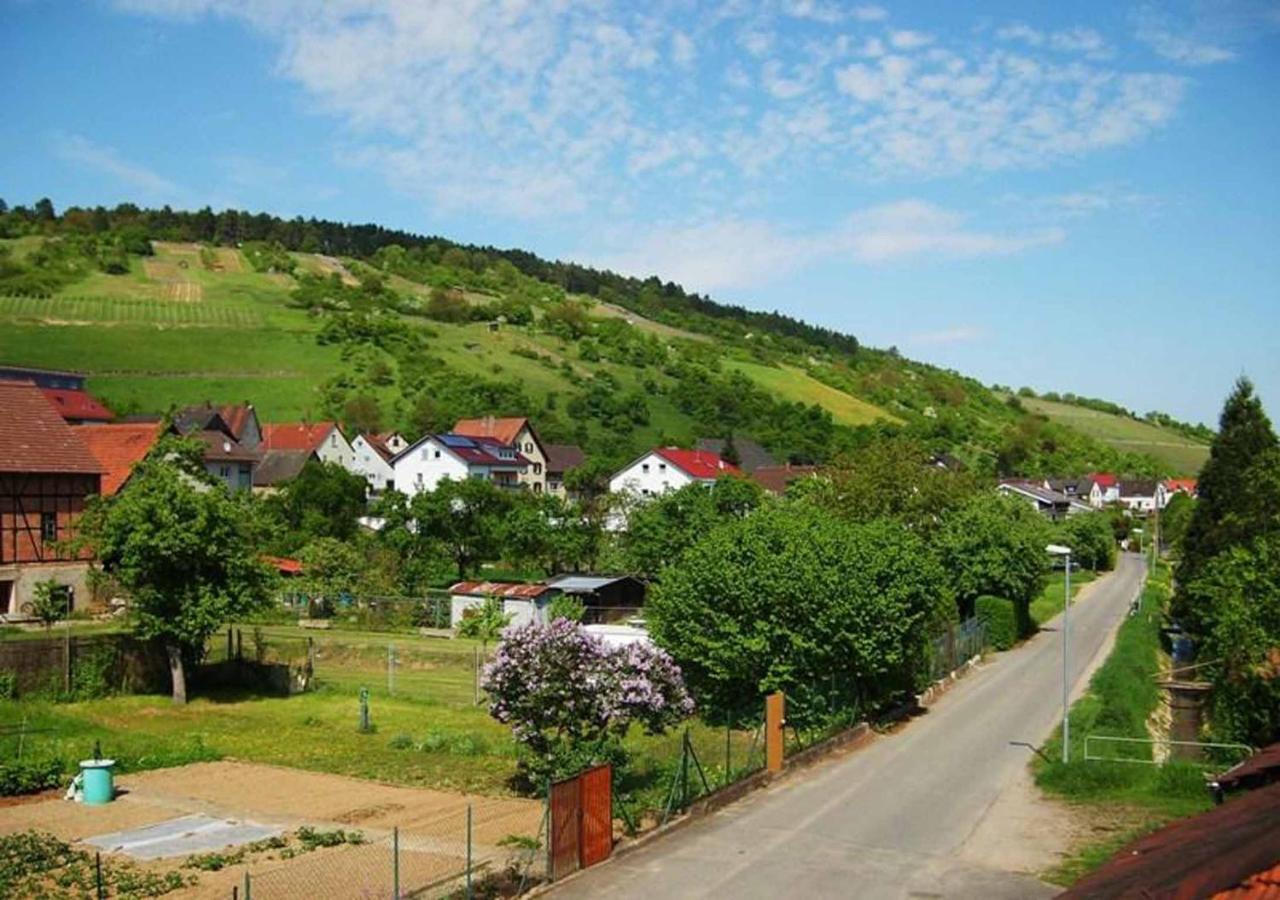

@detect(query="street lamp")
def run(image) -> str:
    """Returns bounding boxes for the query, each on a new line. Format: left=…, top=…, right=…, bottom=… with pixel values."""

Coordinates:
left=1047, top=543, right=1072, bottom=763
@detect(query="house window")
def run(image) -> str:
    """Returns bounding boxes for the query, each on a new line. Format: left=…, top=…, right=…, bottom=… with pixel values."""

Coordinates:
left=659, top=462, right=667, bottom=471
left=534, top=483, right=543, bottom=493
left=534, top=463, right=542, bottom=474
left=41, top=512, right=57, bottom=542
left=220, top=465, right=232, bottom=479
left=330, top=434, right=337, bottom=447
left=642, top=463, right=649, bottom=473
left=434, top=450, right=441, bottom=459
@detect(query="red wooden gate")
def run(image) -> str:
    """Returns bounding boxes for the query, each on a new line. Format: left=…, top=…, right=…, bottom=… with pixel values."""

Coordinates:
left=549, top=776, right=581, bottom=880
left=549, top=764, right=613, bottom=880
left=579, top=764, right=612, bottom=868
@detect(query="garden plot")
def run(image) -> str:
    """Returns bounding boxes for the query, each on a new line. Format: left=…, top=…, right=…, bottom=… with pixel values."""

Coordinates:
left=85, top=814, right=282, bottom=860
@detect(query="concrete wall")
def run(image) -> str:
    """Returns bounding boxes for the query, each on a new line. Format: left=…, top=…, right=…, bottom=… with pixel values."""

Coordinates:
left=0, top=561, right=93, bottom=617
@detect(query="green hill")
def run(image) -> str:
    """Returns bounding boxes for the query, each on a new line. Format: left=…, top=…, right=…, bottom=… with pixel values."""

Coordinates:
left=0, top=201, right=1196, bottom=477
left=1014, top=396, right=1210, bottom=476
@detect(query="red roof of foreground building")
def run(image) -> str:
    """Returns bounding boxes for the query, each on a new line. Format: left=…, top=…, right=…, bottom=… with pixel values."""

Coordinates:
left=262, top=422, right=338, bottom=453
left=1089, top=472, right=1118, bottom=488
left=449, top=581, right=557, bottom=598
left=0, top=381, right=102, bottom=475
left=70, top=422, right=165, bottom=495
left=654, top=447, right=740, bottom=480
left=452, top=416, right=532, bottom=447
left=41, top=387, right=113, bottom=422
left=1060, top=780, right=1280, bottom=900
left=263, top=556, right=304, bottom=576
left=1167, top=478, right=1198, bottom=494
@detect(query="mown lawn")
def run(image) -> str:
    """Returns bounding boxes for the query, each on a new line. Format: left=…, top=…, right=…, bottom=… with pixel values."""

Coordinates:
left=1032, top=563, right=1214, bottom=885
left=0, top=625, right=757, bottom=807
left=1030, top=568, right=1098, bottom=628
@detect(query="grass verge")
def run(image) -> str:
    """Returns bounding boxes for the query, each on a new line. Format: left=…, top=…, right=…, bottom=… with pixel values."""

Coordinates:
left=1030, top=569, right=1097, bottom=629
left=1033, top=562, right=1213, bottom=885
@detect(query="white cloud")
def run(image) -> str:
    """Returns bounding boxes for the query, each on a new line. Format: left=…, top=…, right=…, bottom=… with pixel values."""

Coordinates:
left=593, top=200, right=1063, bottom=292
left=889, top=29, right=933, bottom=50
left=1137, top=27, right=1235, bottom=65
left=113, top=1, right=1193, bottom=217
left=908, top=326, right=985, bottom=345
left=54, top=133, right=183, bottom=199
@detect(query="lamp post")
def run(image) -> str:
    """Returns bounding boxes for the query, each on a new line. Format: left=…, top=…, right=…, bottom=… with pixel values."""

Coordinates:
left=1047, top=543, right=1072, bottom=763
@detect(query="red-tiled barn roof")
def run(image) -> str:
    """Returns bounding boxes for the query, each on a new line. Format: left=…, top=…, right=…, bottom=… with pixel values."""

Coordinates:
left=262, top=422, right=337, bottom=453
left=453, top=416, right=530, bottom=447
left=70, top=422, right=165, bottom=495
left=0, top=381, right=102, bottom=475
left=41, top=388, right=113, bottom=422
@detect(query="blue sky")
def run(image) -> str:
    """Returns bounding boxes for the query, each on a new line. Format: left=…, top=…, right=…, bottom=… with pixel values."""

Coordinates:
left=3, top=0, right=1279, bottom=425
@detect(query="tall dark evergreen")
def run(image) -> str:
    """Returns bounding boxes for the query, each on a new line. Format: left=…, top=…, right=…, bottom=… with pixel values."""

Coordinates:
left=1174, top=377, right=1279, bottom=634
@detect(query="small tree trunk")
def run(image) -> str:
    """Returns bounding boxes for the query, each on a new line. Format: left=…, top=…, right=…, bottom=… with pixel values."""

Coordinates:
left=166, top=642, right=188, bottom=705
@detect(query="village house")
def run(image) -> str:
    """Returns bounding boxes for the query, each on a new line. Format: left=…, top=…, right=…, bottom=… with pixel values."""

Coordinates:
left=70, top=422, right=166, bottom=496
left=609, top=447, right=740, bottom=499
left=452, top=417, right=549, bottom=492
left=997, top=479, right=1090, bottom=520
left=1117, top=479, right=1161, bottom=514
left=261, top=421, right=356, bottom=471
left=751, top=463, right=820, bottom=496
left=375, top=432, right=409, bottom=455
left=544, top=443, right=585, bottom=499
left=390, top=433, right=531, bottom=496
left=0, top=381, right=103, bottom=617
left=1164, top=477, right=1198, bottom=502
left=0, top=364, right=113, bottom=425
left=351, top=433, right=395, bottom=493
left=171, top=407, right=260, bottom=491
left=252, top=449, right=316, bottom=494
left=1046, top=476, right=1103, bottom=508
left=1090, top=472, right=1121, bottom=505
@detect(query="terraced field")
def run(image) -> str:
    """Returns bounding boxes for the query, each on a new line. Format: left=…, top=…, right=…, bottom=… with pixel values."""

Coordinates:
left=1019, top=396, right=1210, bottom=475
left=726, top=359, right=897, bottom=426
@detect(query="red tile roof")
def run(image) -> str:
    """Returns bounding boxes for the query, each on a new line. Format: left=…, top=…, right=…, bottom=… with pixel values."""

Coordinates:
left=70, top=423, right=165, bottom=495
left=41, top=388, right=113, bottom=422
left=217, top=404, right=256, bottom=441
left=654, top=446, right=740, bottom=480
left=0, top=381, right=102, bottom=475
left=263, top=556, right=304, bottom=576
left=453, top=416, right=530, bottom=447
left=1214, top=862, right=1280, bottom=899
left=450, top=581, right=557, bottom=598
left=362, top=433, right=394, bottom=461
left=1061, top=781, right=1280, bottom=900
left=1167, top=478, right=1198, bottom=494
left=1089, top=472, right=1118, bottom=488
left=262, top=422, right=338, bottom=453
left=195, top=430, right=260, bottom=463
left=751, top=464, right=819, bottom=495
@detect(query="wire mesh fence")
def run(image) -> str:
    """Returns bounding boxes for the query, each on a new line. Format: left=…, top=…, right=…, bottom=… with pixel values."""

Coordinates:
left=928, top=616, right=986, bottom=682
left=245, top=799, right=547, bottom=900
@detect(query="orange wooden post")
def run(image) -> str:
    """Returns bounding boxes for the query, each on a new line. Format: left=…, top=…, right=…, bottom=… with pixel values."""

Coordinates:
left=765, top=692, right=785, bottom=773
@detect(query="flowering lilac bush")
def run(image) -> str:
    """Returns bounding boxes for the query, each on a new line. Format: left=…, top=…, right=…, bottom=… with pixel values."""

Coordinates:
left=483, top=619, right=694, bottom=780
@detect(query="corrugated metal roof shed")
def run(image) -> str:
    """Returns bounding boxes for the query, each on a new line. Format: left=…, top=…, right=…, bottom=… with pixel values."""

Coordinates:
left=449, top=581, right=557, bottom=599
left=546, top=574, right=638, bottom=593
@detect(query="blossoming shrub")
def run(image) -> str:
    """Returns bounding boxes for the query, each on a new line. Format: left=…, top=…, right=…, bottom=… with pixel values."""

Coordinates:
left=483, top=619, right=694, bottom=782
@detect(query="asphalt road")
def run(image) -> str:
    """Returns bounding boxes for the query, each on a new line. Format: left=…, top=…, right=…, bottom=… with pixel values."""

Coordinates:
left=552, top=553, right=1148, bottom=900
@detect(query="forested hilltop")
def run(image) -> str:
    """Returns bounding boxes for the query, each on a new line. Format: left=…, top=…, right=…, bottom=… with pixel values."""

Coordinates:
left=0, top=198, right=1207, bottom=476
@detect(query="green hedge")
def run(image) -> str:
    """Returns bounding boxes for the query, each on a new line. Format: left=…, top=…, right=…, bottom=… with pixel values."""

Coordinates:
left=975, top=595, right=1018, bottom=650
left=0, top=758, right=65, bottom=797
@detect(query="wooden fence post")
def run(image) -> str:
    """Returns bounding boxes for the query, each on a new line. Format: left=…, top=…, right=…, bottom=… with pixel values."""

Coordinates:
left=765, top=692, right=785, bottom=773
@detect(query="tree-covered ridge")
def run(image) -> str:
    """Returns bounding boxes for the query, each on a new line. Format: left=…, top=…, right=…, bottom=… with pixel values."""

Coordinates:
left=0, top=196, right=1176, bottom=477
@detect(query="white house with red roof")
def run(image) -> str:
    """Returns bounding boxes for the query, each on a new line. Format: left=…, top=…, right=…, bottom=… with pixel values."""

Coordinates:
left=390, top=433, right=531, bottom=496
left=609, top=447, right=740, bottom=499
left=1089, top=472, right=1120, bottom=505
left=261, top=421, right=356, bottom=472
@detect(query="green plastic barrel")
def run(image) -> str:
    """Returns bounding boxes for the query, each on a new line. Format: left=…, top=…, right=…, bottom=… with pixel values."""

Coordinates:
left=80, top=759, right=115, bottom=805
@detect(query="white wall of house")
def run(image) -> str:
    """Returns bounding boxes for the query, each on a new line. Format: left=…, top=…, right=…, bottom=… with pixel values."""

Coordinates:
left=392, top=437, right=472, bottom=496
left=448, top=594, right=551, bottom=628
left=609, top=451, right=697, bottom=499
left=1121, top=494, right=1158, bottom=513
left=314, top=426, right=357, bottom=471
left=510, top=425, right=547, bottom=493
left=1087, top=483, right=1104, bottom=508
left=352, top=435, right=395, bottom=492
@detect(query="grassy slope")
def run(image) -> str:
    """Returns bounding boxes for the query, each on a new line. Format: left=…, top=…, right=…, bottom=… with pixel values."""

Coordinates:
left=1018, top=396, right=1209, bottom=476
left=1033, top=563, right=1213, bottom=885
left=725, top=359, right=896, bottom=426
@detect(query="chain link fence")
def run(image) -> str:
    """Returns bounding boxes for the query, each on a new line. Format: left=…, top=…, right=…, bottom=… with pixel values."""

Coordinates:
left=245, top=799, right=547, bottom=899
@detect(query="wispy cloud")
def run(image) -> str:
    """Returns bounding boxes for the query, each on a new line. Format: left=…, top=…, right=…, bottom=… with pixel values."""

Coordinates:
left=908, top=326, right=985, bottom=346
left=114, top=1, right=1192, bottom=218
left=1129, top=3, right=1280, bottom=66
left=592, top=200, right=1064, bottom=292
left=53, top=133, right=183, bottom=200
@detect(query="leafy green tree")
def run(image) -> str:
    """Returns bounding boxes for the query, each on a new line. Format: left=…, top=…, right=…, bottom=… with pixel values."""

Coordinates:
left=395, top=478, right=511, bottom=578
left=29, top=579, right=67, bottom=632
left=1057, top=512, right=1116, bottom=572
left=622, top=476, right=765, bottom=580
left=547, top=593, right=586, bottom=622
left=265, top=461, right=367, bottom=551
left=1180, top=378, right=1279, bottom=584
left=296, top=538, right=366, bottom=614
left=648, top=505, right=954, bottom=721
left=800, top=439, right=975, bottom=537
left=1179, top=533, right=1280, bottom=745
left=1160, top=492, right=1196, bottom=556
left=76, top=455, right=271, bottom=703
left=502, top=493, right=599, bottom=576
left=935, top=492, right=1051, bottom=634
